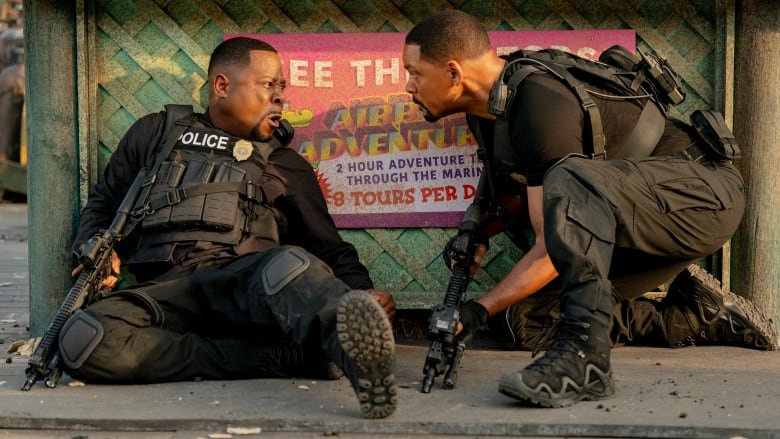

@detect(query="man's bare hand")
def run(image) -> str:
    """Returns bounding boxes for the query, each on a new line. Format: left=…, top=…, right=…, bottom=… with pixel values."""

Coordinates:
left=469, top=244, right=487, bottom=277
left=70, top=250, right=121, bottom=290
left=368, top=289, right=396, bottom=322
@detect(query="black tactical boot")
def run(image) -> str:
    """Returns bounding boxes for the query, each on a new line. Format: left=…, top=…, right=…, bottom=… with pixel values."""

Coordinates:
left=498, top=276, right=616, bottom=408
left=336, top=290, right=398, bottom=419
left=498, top=312, right=615, bottom=408
left=662, top=264, right=777, bottom=351
left=256, top=344, right=343, bottom=380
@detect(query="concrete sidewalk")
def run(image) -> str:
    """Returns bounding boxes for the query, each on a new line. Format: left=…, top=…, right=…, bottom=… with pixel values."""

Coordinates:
left=1, top=203, right=779, bottom=439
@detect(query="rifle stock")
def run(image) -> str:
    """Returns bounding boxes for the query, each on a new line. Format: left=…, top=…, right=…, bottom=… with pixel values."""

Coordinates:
left=21, top=169, right=148, bottom=391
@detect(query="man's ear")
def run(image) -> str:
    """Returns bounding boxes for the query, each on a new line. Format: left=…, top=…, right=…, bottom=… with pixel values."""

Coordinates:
left=213, top=73, right=229, bottom=98
left=446, top=60, right=463, bottom=86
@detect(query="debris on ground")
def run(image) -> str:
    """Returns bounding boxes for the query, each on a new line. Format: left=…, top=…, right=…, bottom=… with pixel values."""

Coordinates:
left=5, top=336, right=37, bottom=355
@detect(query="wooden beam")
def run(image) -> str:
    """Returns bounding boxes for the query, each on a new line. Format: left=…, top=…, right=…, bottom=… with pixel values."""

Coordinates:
left=733, top=0, right=780, bottom=341
left=23, top=0, right=80, bottom=335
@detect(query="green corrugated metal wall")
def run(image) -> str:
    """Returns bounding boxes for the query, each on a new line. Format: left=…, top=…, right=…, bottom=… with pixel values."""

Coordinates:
left=85, top=0, right=728, bottom=307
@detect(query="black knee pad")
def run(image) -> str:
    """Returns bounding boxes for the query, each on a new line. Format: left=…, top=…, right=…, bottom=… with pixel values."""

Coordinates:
left=59, top=310, right=104, bottom=370
left=262, top=247, right=311, bottom=296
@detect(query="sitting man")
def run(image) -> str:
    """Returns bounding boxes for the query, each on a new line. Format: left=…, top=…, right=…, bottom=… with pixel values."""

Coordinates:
left=58, top=37, right=397, bottom=419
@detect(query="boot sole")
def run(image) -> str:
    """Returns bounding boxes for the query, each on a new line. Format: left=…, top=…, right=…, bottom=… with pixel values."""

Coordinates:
left=682, top=265, right=777, bottom=351
left=498, top=364, right=615, bottom=408
left=337, top=291, right=398, bottom=419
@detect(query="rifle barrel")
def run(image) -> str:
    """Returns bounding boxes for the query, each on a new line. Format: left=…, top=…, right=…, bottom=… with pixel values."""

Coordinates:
left=19, top=169, right=148, bottom=391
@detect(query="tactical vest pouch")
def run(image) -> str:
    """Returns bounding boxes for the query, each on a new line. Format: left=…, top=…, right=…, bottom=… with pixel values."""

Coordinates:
left=599, top=45, right=686, bottom=108
left=199, top=162, right=245, bottom=230
left=640, top=52, right=686, bottom=106
left=690, top=110, right=740, bottom=161
left=167, top=159, right=218, bottom=227
left=142, top=160, right=185, bottom=229
left=142, top=159, right=246, bottom=233
left=137, top=113, right=286, bottom=249
left=167, top=161, right=245, bottom=231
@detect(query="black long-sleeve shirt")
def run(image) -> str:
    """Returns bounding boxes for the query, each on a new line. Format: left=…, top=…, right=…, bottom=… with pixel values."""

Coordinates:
left=72, top=109, right=374, bottom=290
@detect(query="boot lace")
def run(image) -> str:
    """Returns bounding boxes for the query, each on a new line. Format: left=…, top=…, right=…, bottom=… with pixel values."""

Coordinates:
left=531, top=317, right=590, bottom=356
left=529, top=317, right=591, bottom=374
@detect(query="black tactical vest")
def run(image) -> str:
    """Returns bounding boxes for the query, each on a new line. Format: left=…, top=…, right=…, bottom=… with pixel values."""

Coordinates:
left=138, top=116, right=284, bottom=248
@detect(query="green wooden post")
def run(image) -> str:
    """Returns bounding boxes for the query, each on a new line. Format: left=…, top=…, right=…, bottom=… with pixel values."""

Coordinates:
left=24, top=1, right=80, bottom=336
left=733, top=0, right=780, bottom=341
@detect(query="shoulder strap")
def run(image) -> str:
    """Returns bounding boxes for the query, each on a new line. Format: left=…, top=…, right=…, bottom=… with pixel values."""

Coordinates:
left=612, top=102, right=665, bottom=159
left=465, top=115, right=496, bottom=203
left=503, top=56, right=606, bottom=159
left=131, top=104, right=195, bottom=219
left=153, top=104, right=195, bottom=170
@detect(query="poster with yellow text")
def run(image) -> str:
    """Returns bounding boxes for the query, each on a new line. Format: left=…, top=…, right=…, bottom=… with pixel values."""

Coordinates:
left=229, top=31, right=635, bottom=228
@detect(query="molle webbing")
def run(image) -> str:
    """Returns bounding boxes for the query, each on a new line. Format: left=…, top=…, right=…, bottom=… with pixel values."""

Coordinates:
left=143, top=181, right=270, bottom=215
left=138, top=112, right=283, bottom=246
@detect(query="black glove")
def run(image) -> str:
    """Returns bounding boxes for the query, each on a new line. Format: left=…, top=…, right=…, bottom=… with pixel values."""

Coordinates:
left=456, top=300, right=489, bottom=343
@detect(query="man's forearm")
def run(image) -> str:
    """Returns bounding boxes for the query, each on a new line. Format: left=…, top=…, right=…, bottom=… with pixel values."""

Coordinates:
left=476, top=241, right=558, bottom=315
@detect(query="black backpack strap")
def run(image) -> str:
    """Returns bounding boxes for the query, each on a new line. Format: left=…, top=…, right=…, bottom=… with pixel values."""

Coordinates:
left=492, top=63, right=545, bottom=174
left=465, top=115, right=497, bottom=202
left=612, top=102, right=665, bottom=159
left=524, top=59, right=606, bottom=160
left=490, top=48, right=677, bottom=164
left=498, top=56, right=606, bottom=160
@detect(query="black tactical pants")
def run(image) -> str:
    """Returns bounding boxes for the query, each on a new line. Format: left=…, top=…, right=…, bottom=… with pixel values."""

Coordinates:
left=492, top=155, right=745, bottom=350
left=490, top=286, right=676, bottom=350
left=62, top=245, right=351, bottom=383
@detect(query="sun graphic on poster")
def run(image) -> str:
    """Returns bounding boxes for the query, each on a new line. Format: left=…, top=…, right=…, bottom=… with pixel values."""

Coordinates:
left=311, top=162, right=332, bottom=202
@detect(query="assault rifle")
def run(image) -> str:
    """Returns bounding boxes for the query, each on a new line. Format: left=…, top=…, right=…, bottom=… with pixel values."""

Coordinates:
left=420, top=198, right=485, bottom=393
left=21, top=170, right=148, bottom=390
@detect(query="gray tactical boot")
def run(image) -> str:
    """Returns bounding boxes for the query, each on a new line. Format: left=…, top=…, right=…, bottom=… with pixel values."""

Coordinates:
left=336, top=290, right=398, bottom=419
left=662, top=264, right=777, bottom=351
left=498, top=285, right=616, bottom=409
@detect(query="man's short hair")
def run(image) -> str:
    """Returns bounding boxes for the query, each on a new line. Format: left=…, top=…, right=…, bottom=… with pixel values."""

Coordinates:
left=405, top=10, right=492, bottom=62
left=208, top=37, right=277, bottom=76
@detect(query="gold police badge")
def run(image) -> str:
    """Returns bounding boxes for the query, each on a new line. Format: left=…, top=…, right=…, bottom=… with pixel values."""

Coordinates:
left=233, top=140, right=253, bottom=161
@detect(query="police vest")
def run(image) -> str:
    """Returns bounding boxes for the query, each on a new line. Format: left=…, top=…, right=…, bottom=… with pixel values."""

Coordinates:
left=138, top=115, right=287, bottom=247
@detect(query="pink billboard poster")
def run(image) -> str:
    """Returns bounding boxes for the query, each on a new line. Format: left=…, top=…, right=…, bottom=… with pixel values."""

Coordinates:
left=227, top=30, right=635, bottom=228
